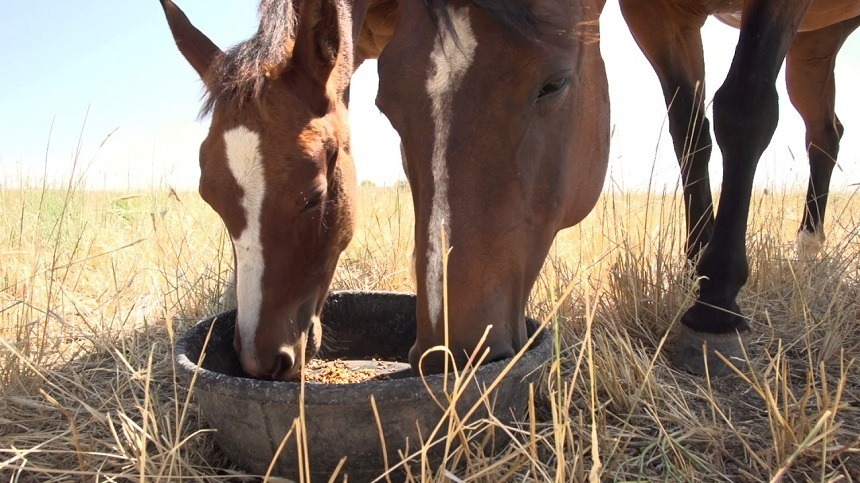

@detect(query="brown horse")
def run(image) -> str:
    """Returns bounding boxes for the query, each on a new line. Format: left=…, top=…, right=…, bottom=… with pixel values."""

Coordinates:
left=376, top=0, right=610, bottom=373
left=163, top=0, right=609, bottom=380
left=619, top=0, right=860, bottom=375
left=160, top=0, right=359, bottom=380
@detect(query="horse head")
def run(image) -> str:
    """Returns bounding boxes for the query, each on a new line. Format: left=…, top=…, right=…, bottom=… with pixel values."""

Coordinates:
left=376, top=0, right=610, bottom=373
left=161, top=0, right=356, bottom=380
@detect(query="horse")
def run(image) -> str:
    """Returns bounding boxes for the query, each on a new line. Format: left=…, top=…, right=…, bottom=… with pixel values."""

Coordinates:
left=160, top=0, right=609, bottom=381
left=159, top=0, right=361, bottom=380
left=618, top=0, right=860, bottom=375
left=375, top=0, right=610, bottom=373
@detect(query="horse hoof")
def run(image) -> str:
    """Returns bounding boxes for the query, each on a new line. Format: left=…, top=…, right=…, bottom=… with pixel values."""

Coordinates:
left=672, top=325, right=748, bottom=377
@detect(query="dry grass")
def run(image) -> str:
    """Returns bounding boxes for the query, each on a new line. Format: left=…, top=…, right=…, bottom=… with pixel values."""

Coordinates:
left=2, top=173, right=859, bottom=481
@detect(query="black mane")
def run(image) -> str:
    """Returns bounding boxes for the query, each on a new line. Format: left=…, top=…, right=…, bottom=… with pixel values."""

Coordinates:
left=202, top=0, right=297, bottom=116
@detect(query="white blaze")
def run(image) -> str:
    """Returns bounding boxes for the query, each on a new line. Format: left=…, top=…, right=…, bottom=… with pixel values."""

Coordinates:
left=224, top=126, right=267, bottom=362
left=425, top=8, right=477, bottom=329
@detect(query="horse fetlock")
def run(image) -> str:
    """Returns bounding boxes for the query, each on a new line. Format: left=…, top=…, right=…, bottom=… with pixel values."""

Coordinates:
left=696, top=248, right=749, bottom=297
left=672, top=324, right=749, bottom=377
left=795, top=229, right=825, bottom=260
left=681, top=297, right=748, bottom=335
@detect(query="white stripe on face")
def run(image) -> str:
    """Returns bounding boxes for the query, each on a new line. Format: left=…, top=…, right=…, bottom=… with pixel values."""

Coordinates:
left=223, top=126, right=267, bottom=365
left=425, top=7, right=477, bottom=329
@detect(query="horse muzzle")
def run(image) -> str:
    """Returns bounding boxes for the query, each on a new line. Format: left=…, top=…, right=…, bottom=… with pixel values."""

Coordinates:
left=234, top=314, right=322, bottom=381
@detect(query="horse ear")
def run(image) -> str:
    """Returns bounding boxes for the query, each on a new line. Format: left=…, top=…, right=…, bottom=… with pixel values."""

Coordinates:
left=292, top=0, right=342, bottom=85
left=160, top=0, right=223, bottom=85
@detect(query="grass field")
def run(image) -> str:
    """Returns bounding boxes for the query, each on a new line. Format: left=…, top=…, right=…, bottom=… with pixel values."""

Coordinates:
left=1, top=179, right=859, bottom=481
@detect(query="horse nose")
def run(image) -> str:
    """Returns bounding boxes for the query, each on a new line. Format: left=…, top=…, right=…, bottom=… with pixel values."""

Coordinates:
left=239, top=352, right=265, bottom=379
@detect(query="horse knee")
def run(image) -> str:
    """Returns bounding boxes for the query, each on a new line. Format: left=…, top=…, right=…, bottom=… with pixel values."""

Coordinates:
left=713, top=80, right=780, bottom=159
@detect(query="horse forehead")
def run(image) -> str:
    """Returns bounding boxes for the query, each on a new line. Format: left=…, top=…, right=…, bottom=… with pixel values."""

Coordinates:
left=298, top=118, right=335, bottom=159
left=223, top=126, right=265, bottom=191
left=428, top=7, right=477, bottom=79
left=220, top=120, right=326, bottom=176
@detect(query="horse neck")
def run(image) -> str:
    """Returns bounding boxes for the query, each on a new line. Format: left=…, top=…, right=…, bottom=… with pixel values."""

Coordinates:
left=351, top=0, right=398, bottom=65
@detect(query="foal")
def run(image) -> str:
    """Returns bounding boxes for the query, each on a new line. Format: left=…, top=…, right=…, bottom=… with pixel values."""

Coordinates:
left=160, top=0, right=356, bottom=380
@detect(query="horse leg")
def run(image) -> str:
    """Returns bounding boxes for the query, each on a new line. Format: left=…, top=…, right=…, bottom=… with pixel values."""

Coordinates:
left=786, top=16, right=860, bottom=258
left=674, top=0, right=813, bottom=376
left=619, top=0, right=713, bottom=261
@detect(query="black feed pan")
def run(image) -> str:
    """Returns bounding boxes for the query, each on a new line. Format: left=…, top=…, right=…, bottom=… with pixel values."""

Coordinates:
left=174, top=291, right=552, bottom=481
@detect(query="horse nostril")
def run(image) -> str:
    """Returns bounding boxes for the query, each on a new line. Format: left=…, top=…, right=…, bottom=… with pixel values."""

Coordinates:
left=270, top=347, right=296, bottom=380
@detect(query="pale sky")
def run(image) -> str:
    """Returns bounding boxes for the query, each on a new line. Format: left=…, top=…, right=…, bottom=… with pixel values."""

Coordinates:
left=1, top=1, right=859, bottom=193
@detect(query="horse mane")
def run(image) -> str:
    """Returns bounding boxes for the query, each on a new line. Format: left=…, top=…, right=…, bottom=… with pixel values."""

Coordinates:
left=202, top=0, right=298, bottom=116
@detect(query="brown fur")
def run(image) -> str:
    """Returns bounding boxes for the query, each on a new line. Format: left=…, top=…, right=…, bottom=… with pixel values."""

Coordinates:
left=376, top=0, right=610, bottom=373
left=161, top=0, right=358, bottom=380
left=619, top=0, right=858, bottom=374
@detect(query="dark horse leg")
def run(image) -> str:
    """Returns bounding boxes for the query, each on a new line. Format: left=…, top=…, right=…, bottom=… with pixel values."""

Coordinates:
left=674, top=0, right=814, bottom=376
left=619, top=0, right=714, bottom=261
left=787, top=16, right=860, bottom=258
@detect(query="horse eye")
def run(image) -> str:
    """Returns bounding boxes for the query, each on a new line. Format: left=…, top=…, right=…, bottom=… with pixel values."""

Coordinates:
left=537, top=77, right=569, bottom=100
left=302, top=191, right=323, bottom=213
left=302, top=194, right=323, bottom=213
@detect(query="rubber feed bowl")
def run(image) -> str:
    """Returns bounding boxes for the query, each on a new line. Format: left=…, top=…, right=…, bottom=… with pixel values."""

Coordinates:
left=174, top=291, right=552, bottom=480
